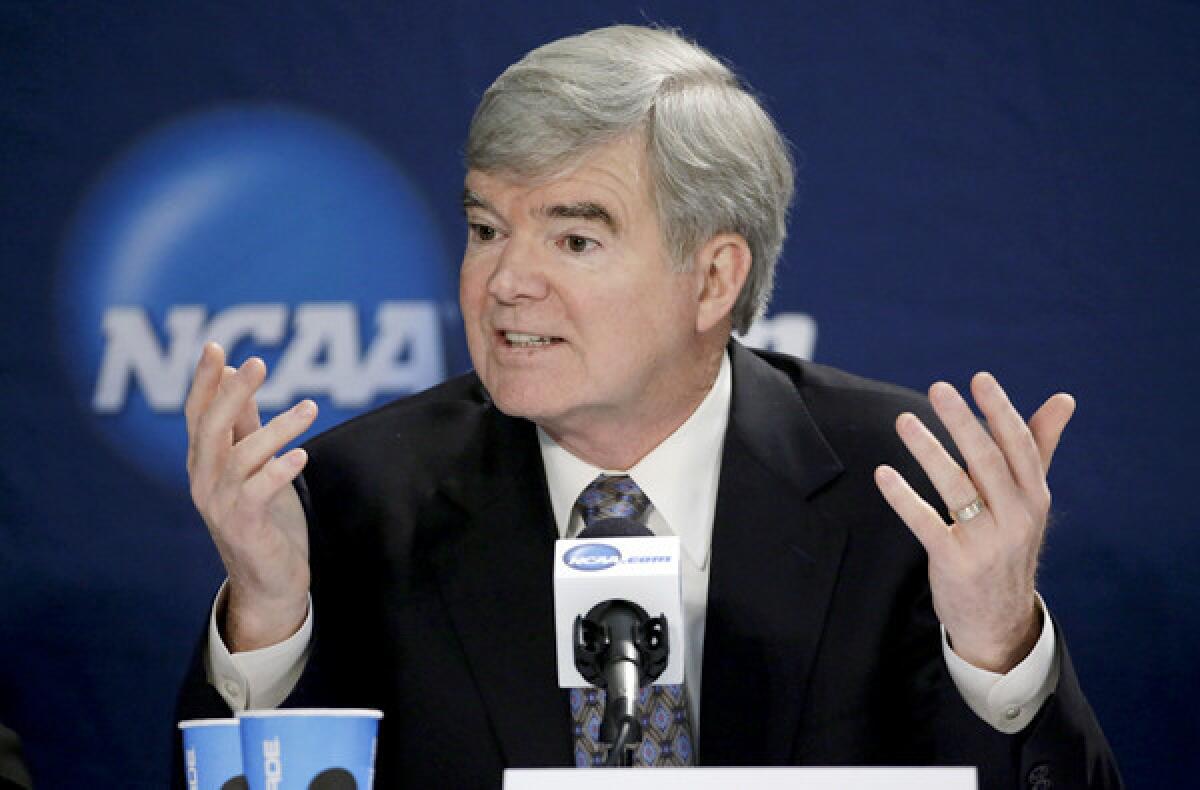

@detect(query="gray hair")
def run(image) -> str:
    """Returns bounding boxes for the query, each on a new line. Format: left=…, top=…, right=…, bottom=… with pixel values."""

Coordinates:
left=465, top=25, right=795, bottom=333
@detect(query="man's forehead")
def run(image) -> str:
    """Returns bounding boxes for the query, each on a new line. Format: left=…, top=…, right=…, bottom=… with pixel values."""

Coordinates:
left=463, top=159, right=639, bottom=197
left=463, top=135, right=651, bottom=214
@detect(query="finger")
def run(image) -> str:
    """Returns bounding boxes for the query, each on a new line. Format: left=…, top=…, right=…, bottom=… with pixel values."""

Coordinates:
left=207, top=357, right=266, bottom=434
left=191, top=365, right=243, bottom=500
left=237, top=448, right=309, bottom=518
left=894, top=412, right=983, bottom=521
left=1028, top=392, right=1076, bottom=472
left=217, top=365, right=249, bottom=438
left=970, top=372, right=1045, bottom=494
left=190, top=358, right=268, bottom=494
left=874, top=465, right=952, bottom=553
left=928, top=381, right=1020, bottom=516
left=232, top=384, right=264, bottom=444
left=226, top=400, right=318, bottom=484
left=184, top=343, right=226, bottom=461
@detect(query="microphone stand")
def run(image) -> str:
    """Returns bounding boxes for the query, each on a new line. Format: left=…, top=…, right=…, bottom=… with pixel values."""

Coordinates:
left=573, top=600, right=669, bottom=767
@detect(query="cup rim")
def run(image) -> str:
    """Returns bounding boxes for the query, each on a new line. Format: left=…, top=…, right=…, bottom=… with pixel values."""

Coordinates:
left=178, top=718, right=239, bottom=730
left=236, top=708, right=383, bottom=720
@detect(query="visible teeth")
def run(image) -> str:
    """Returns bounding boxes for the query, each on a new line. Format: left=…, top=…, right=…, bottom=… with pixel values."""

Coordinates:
left=505, top=331, right=557, bottom=346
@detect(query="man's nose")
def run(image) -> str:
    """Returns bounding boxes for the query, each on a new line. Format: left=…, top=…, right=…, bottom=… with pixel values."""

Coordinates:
left=488, top=233, right=549, bottom=303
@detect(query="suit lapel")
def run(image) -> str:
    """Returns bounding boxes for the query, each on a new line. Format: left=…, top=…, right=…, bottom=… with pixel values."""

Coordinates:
left=700, top=342, right=847, bottom=765
left=425, top=406, right=573, bottom=768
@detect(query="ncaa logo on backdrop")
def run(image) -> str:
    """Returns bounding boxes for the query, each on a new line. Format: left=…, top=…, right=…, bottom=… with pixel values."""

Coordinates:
left=55, top=105, right=456, bottom=491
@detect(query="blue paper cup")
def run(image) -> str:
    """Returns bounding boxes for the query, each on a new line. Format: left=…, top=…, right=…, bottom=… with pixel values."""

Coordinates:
left=238, top=708, right=383, bottom=790
left=178, top=718, right=246, bottom=790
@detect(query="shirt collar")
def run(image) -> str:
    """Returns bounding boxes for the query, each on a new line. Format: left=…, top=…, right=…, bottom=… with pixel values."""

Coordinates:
left=538, top=350, right=732, bottom=569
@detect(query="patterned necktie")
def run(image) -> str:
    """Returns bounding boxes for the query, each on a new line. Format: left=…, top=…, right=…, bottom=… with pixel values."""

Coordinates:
left=570, top=474, right=696, bottom=767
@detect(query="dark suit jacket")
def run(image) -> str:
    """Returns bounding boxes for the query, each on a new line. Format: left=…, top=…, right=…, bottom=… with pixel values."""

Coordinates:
left=177, top=342, right=1121, bottom=789
left=0, top=723, right=32, bottom=790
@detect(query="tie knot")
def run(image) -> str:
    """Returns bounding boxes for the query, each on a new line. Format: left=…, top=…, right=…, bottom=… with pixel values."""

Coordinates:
left=577, top=474, right=651, bottom=529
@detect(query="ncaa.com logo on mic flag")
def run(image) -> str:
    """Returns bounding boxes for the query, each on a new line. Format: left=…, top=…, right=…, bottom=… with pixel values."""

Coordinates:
left=563, top=544, right=623, bottom=571
left=53, top=105, right=457, bottom=491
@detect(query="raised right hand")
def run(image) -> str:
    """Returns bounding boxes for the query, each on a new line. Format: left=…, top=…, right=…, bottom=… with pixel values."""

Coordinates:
left=186, top=342, right=318, bottom=652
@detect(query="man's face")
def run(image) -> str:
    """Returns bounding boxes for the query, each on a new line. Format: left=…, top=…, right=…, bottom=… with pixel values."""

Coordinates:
left=459, top=135, right=711, bottom=452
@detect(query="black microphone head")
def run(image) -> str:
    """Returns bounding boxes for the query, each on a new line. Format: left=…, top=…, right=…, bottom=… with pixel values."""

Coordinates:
left=578, top=517, right=653, bottom=539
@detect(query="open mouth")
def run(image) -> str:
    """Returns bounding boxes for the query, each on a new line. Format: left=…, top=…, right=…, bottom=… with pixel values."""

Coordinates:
left=501, top=330, right=565, bottom=348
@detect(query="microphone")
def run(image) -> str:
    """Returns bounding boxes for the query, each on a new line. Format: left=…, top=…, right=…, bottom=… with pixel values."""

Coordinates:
left=553, top=519, right=685, bottom=766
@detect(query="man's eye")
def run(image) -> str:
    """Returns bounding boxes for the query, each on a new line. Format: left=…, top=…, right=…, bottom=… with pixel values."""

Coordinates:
left=563, top=235, right=596, bottom=253
left=469, top=223, right=497, bottom=242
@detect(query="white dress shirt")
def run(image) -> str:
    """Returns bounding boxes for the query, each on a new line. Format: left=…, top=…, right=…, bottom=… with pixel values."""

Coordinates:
left=207, top=350, right=1058, bottom=736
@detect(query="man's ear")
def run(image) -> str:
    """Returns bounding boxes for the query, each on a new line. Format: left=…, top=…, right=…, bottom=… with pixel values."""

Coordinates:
left=693, top=233, right=752, bottom=333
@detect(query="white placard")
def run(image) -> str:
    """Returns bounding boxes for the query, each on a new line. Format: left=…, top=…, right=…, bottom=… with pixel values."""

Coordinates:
left=504, top=766, right=977, bottom=789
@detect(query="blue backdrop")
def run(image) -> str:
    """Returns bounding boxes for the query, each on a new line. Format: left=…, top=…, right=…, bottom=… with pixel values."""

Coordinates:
left=2, top=2, right=1197, bottom=786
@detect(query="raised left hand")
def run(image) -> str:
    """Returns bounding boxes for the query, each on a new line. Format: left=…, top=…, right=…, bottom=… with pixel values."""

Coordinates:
left=874, top=372, right=1075, bottom=673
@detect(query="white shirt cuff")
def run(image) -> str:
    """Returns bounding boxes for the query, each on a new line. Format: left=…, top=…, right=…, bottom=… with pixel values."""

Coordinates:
left=203, top=580, right=314, bottom=712
left=941, top=592, right=1061, bottom=734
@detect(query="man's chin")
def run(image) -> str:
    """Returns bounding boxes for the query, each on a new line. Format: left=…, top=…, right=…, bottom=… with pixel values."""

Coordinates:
left=483, top=386, right=557, bottom=423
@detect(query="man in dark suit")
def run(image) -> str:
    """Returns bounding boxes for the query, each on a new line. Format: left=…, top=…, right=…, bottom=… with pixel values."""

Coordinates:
left=177, top=25, right=1120, bottom=788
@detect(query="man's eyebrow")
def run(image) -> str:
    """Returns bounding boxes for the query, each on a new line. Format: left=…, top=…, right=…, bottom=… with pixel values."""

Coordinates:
left=462, top=190, right=619, bottom=234
left=461, top=188, right=492, bottom=215
left=544, top=202, right=618, bottom=233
